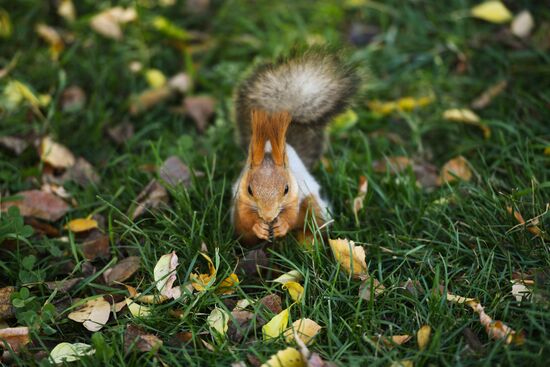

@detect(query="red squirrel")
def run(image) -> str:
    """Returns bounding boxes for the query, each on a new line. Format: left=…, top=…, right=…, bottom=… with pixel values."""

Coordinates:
left=231, top=51, right=359, bottom=245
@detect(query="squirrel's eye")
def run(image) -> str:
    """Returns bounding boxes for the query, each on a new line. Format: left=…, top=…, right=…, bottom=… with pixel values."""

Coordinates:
left=247, top=185, right=254, bottom=196
left=284, top=184, right=289, bottom=195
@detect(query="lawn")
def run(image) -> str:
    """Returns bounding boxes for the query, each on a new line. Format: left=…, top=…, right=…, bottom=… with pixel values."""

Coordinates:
left=0, top=0, right=549, bottom=366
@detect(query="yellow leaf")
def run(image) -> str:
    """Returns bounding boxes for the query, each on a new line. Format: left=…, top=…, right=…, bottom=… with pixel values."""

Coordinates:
left=2, top=80, right=41, bottom=111
left=145, top=69, right=167, bottom=89
left=446, top=293, right=477, bottom=304
left=282, top=281, right=304, bottom=302
left=283, top=318, right=321, bottom=345
left=125, top=298, right=151, bottom=317
left=39, top=136, right=76, bottom=169
left=471, top=1, right=512, bottom=24
left=64, top=217, right=98, bottom=233
left=67, top=298, right=110, bottom=332
left=190, top=252, right=216, bottom=291
left=443, top=108, right=490, bottom=139
left=544, top=146, right=550, bottom=156
left=437, top=156, right=472, bottom=185
left=417, top=325, right=431, bottom=351
left=262, top=307, right=290, bottom=339
left=49, top=342, right=95, bottom=364
left=207, top=307, right=230, bottom=337
left=58, top=0, right=76, bottom=22
left=35, top=23, right=64, bottom=60
left=0, top=9, right=12, bottom=38
left=272, top=270, right=303, bottom=285
left=216, top=273, right=239, bottom=295
left=329, top=109, right=358, bottom=133
left=390, top=360, right=414, bottom=367
left=329, top=238, right=368, bottom=278
left=261, top=347, right=305, bottom=367
left=368, top=96, right=433, bottom=116
left=153, top=251, right=181, bottom=299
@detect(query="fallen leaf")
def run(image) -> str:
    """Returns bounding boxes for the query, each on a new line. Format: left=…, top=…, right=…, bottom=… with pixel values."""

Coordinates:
left=45, top=278, right=82, bottom=292
left=1, top=80, right=41, bottom=111
left=227, top=310, right=255, bottom=343
left=259, top=294, right=282, bottom=315
left=511, top=280, right=531, bottom=302
left=103, top=256, right=140, bottom=285
left=190, top=252, right=216, bottom=291
left=261, top=347, right=304, bottom=367
left=506, top=206, right=543, bottom=237
left=60, top=157, right=101, bottom=187
left=443, top=108, right=490, bottom=139
left=64, top=217, right=98, bottom=233
left=61, top=86, right=86, bottom=112
left=124, top=324, right=163, bottom=353
left=130, top=179, right=169, bottom=220
left=368, top=96, right=433, bottom=116
left=359, top=277, right=385, bottom=301
left=390, top=360, right=414, bottom=367
left=0, top=136, right=28, bottom=155
left=129, top=86, right=172, bottom=115
left=272, top=270, right=303, bottom=285
left=329, top=238, right=368, bottom=279
left=183, top=96, right=215, bottom=132
left=417, top=325, right=431, bottom=351
left=153, top=251, right=181, bottom=299
left=0, top=287, right=15, bottom=320
left=39, top=136, right=75, bottom=169
left=57, top=0, right=76, bottom=22
left=352, top=176, right=368, bottom=220
left=282, top=282, right=304, bottom=302
left=80, top=231, right=110, bottom=261
left=49, top=342, right=95, bottom=364
left=35, top=23, right=64, bottom=60
left=0, top=326, right=30, bottom=352
left=207, top=307, right=230, bottom=337
left=90, top=6, right=137, bottom=40
left=0, top=9, right=12, bottom=38
left=145, top=69, right=166, bottom=89
left=329, top=109, right=358, bottom=133
left=151, top=15, right=191, bottom=41
left=437, top=156, right=472, bottom=185
left=125, top=298, right=151, bottom=317
left=373, top=156, right=412, bottom=174
left=283, top=319, right=321, bottom=345
left=471, top=80, right=507, bottom=109
left=262, top=307, right=290, bottom=340
left=168, top=73, right=191, bottom=93
left=68, top=297, right=110, bottom=332
left=217, top=273, right=239, bottom=295
left=236, top=249, right=268, bottom=277
left=159, top=156, right=191, bottom=187
left=373, top=334, right=412, bottom=349
left=107, top=121, right=134, bottom=144
left=1, top=190, right=69, bottom=222
left=446, top=293, right=477, bottom=304
left=471, top=1, right=512, bottom=24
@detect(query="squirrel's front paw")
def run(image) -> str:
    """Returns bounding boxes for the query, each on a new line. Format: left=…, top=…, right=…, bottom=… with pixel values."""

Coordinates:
left=252, top=221, right=270, bottom=240
left=273, top=217, right=290, bottom=238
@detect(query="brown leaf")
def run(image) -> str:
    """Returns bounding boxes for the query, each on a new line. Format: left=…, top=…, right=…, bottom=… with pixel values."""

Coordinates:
left=24, top=217, right=60, bottom=237
left=371, top=334, right=412, bottom=350
left=471, top=80, right=507, bottom=110
left=437, top=156, right=472, bottom=185
left=103, top=256, right=140, bottom=285
left=124, top=324, right=163, bottom=353
left=373, top=156, right=412, bottom=174
left=183, top=96, right=215, bottom=132
left=259, top=294, right=282, bottom=315
left=64, top=157, right=100, bottom=187
left=45, top=278, right=83, bottom=292
left=61, top=86, right=86, bottom=112
left=107, top=121, right=134, bottom=144
left=359, top=277, right=385, bottom=301
left=462, top=327, right=485, bottom=354
left=80, top=230, right=110, bottom=261
left=236, top=249, right=269, bottom=278
left=506, top=206, right=543, bottom=237
left=227, top=310, right=255, bottom=343
left=39, top=136, right=75, bottom=169
left=159, top=156, right=191, bottom=187
left=1, top=190, right=69, bottom=221
left=0, top=326, right=30, bottom=352
left=352, top=176, right=368, bottom=219
left=130, top=179, right=169, bottom=220
left=0, top=136, right=28, bottom=155
left=412, top=160, right=439, bottom=189
left=130, top=86, right=172, bottom=115
left=0, top=287, right=15, bottom=320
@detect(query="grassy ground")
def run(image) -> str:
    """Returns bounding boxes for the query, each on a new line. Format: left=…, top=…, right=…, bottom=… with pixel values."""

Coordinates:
left=1, top=0, right=549, bottom=366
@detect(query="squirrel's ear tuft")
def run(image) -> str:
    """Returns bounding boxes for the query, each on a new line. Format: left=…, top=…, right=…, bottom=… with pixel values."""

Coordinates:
left=250, top=109, right=269, bottom=166
left=268, top=111, right=291, bottom=166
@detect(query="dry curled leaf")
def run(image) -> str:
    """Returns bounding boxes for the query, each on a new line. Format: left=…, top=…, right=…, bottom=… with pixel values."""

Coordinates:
left=190, top=252, right=216, bottom=292
left=282, top=282, right=304, bottom=302
left=329, top=238, right=368, bottom=279
left=437, top=156, right=472, bottom=185
left=107, top=121, right=134, bottom=144
left=45, top=278, right=82, bottom=292
left=352, top=175, right=368, bottom=219
left=80, top=231, right=110, bottom=261
left=359, top=277, right=385, bottom=301
left=39, top=136, right=75, bottom=169
left=506, top=206, right=543, bottom=237
left=35, top=23, right=64, bottom=60
left=207, top=307, right=230, bottom=337
left=0, top=136, right=28, bottom=155
left=417, top=325, right=431, bottom=351
left=0, top=287, right=15, bottom=320
left=49, top=342, right=95, bottom=364
left=373, top=334, right=412, bottom=349
left=272, top=270, right=303, bottom=285
left=168, top=73, right=191, bottom=93
left=259, top=294, right=282, bottom=315
left=130, top=179, right=169, bottom=220
left=125, top=298, right=151, bottom=317
left=61, top=86, right=86, bottom=112
left=0, top=326, right=29, bottom=352
left=153, top=251, right=181, bottom=299
left=183, top=96, right=215, bottom=132
left=67, top=297, right=110, bottom=332
left=90, top=6, right=137, bottom=40
left=124, top=324, right=163, bottom=353
left=159, top=156, right=191, bottom=187
left=103, top=256, right=140, bottom=285
left=373, top=156, right=412, bottom=174
left=1, top=190, right=69, bottom=222
left=261, top=347, right=304, bottom=367
left=511, top=10, right=534, bottom=38
left=129, top=86, right=172, bottom=115
left=511, top=280, right=531, bottom=302
left=471, top=80, right=507, bottom=109
left=64, top=217, right=98, bottom=233
left=217, top=273, right=239, bottom=295
left=283, top=319, right=321, bottom=345
left=443, top=108, right=490, bottom=139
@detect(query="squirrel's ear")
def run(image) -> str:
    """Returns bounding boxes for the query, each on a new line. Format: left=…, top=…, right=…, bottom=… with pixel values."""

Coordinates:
left=250, top=109, right=269, bottom=166
left=268, top=111, right=291, bottom=166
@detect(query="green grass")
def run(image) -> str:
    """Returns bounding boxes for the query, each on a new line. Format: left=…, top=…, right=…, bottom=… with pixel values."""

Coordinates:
left=1, top=0, right=549, bottom=366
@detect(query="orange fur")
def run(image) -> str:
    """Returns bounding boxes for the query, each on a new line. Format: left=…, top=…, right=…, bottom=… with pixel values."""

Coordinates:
left=250, top=109, right=291, bottom=167
left=250, top=109, right=269, bottom=166
left=267, top=111, right=291, bottom=166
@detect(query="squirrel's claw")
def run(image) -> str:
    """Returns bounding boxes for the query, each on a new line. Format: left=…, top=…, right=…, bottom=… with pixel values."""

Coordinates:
left=252, top=222, right=270, bottom=240
left=272, top=217, right=290, bottom=238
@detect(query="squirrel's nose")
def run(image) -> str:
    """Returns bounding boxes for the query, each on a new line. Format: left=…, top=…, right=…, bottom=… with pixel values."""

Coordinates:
left=259, top=209, right=279, bottom=223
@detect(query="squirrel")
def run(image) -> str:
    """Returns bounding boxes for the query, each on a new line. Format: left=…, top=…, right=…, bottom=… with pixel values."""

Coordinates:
left=231, top=51, right=359, bottom=245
